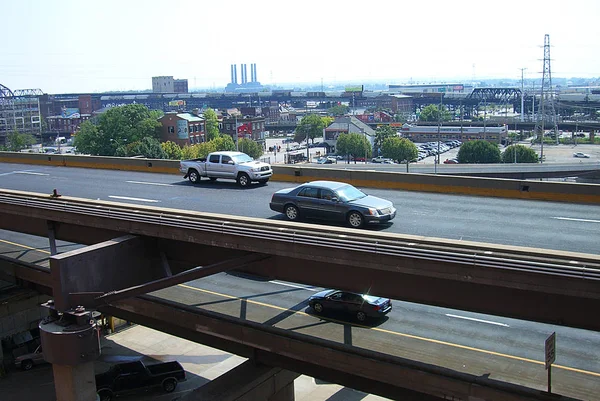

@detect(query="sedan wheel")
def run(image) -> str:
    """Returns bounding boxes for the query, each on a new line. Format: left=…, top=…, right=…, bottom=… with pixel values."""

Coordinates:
left=284, top=205, right=299, bottom=221
left=356, top=311, right=367, bottom=322
left=22, top=359, right=34, bottom=371
left=347, top=212, right=364, bottom=228
left=313, top=302, right=323, bottom=313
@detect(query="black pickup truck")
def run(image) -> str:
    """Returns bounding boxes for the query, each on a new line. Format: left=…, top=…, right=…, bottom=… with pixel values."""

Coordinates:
left=96, top=360, right=186, bottom=401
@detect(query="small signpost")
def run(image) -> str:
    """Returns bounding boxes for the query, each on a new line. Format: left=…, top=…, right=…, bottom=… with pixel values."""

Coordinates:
left=545, top=332, right=556, bottom=393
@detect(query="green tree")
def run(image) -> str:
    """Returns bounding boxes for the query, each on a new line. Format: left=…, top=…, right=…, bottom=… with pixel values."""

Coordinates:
left=203, top=108, right=220, bottom=141
left=374, top=125, right=397, bottom=153
left=212, top=135, right=236, bottom=151
left=419, top=104, right=451, bottom=122
left=327, top=104, right=349, bottom=116
left=457, top=140, right=501, bottom=164
left=502, top=144, right=539, bottom=163
left=238, top=138, right=264, bottom=159
left=381, top=137, right=418, bottom=171
left=295, top=114, right=325, bottom=144
left=161, top=141, right=183, bottom=160
left=6, top=130, right=36, bottom=151
left=73, top=104, right=161, bottom=156
left=116, top=137, right=166, bottom=159
left=335, top=133, right=370, bottom=163
left=73, top=121, right=101, bottom=155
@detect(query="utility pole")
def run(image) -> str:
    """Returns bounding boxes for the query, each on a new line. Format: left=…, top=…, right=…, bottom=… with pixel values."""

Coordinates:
left=519, top=68, right=527, bottom=122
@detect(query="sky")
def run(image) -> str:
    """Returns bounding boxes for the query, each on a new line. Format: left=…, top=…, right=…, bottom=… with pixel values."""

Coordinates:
left=1, top=0, right=599, bottom=94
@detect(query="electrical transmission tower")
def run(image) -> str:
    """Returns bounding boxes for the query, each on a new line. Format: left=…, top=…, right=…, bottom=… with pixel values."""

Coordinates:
left=535, top=34, right=559, bottom=162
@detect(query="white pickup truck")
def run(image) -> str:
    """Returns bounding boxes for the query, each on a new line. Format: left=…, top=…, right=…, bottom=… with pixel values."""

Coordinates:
left=180, top=151, right=273, bottom=187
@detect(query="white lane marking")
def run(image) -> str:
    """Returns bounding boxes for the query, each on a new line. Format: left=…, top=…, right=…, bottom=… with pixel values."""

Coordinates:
left=108, top=195, right=160, bottom=203
left=552, top=217, right=600, bottom=224
left=445, top=313, right=510, bottom=327
left=269, top=280, right=318, bottom=291
left=14, top=171, right=49, bottom=176
left=126, top=180, right=175, bottom=187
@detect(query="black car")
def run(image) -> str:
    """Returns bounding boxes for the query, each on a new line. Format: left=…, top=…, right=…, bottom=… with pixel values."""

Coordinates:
left=96, top=360, right=186, bottom=401
left=308, top=290, right=392, bottom=322
left=269, top=180, right=396, bottom=228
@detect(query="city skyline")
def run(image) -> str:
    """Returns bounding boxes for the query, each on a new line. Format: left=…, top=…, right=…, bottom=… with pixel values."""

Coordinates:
left=2, top=0, right=599, bottom=94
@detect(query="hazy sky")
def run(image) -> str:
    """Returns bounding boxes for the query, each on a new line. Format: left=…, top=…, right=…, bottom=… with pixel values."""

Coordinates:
left=2, top=0, right=598, bottom=93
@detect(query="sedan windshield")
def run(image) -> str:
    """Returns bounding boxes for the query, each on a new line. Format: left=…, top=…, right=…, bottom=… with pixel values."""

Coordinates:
left=231, top=153, right=254, bottom=163
left=336, top=185, right=367, bottom=202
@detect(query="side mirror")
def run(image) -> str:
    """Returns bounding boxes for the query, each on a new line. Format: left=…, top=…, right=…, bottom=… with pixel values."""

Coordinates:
left=331, top=197, right=339, bottom=202
left=227, top=160, right=235, bottom=165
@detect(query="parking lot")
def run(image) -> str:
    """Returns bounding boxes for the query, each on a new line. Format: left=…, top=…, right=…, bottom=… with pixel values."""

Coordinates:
left=0, top=324, right=388, bottom=401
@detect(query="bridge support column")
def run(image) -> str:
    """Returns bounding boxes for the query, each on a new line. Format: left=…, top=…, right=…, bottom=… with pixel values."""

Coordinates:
left=183, top=359, right=299, bottom=401
left=39, top=302, right=101, bottom=401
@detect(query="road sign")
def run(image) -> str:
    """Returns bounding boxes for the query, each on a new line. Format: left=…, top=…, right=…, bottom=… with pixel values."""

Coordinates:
left=545, top=332, right=556, bottom=369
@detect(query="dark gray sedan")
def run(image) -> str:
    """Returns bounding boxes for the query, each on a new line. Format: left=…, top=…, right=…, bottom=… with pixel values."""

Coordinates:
left=269, top=180, right=396, bottom=228
left=308, top=290, right=392, bottom=322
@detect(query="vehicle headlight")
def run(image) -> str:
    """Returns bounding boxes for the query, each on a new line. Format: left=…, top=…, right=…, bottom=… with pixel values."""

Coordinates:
left=252, top=167, right=261, bottom=172
left=367, top=208, right=379, bottom=216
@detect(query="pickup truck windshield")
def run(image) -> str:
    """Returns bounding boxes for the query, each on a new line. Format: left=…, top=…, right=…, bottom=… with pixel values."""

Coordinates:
left=231, top=154, right=254, bottom=163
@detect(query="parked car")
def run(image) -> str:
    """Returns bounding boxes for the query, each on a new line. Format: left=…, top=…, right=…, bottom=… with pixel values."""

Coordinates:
left=371, top=156, right=391, bottom=163
left=308, top=289, right=392, bottom=322
left=316, top=157, right=334, bottom=164
left=269, top=180, right=396, bottom=228
left=14, top=345, right=46, bottom=370
left=443, top=158, right=459, bottom=164
left=96, top=360, right=186, bottom=401
left=573, top=152, right=590, bottom=158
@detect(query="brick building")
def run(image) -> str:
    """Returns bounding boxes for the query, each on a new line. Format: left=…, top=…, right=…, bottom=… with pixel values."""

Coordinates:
left=158, top=111, right=205, bottom=147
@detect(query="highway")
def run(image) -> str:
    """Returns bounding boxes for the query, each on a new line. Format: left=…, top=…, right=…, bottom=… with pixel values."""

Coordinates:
left=0, top=162, right=599, bottom=253
left=1, top=162, right=600, bottom=398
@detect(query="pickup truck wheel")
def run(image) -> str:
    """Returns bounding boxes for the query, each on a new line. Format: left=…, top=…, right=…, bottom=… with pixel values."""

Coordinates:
left=21, top=359, right=34, bottom=370
left=188, top=169, right=200, bottom=184
left=97, top=389, right=113, bottom=401
left=284, top=204, right=299, bottom=221
left=237, top=173, right=250, bottom=187
left=347, top=211, right=364, bottom=228
left=163, top=378, right=177, bottom=393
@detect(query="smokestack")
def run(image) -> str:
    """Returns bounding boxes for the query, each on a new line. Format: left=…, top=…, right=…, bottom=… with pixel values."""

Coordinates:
left=251, top=63, right=256, bottom=82
left=241, top=64, right=245, bottom=84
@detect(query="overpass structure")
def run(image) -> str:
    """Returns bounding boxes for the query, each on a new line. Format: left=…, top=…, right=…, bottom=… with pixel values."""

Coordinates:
left=1, top=188, right=599, bottom=400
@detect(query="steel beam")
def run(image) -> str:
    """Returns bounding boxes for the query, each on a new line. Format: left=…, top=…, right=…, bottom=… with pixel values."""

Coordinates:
left=103, top=295, right=578, bottom=401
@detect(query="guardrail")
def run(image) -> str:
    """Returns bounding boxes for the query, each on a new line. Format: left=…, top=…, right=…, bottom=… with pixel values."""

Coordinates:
left=2, top=151, right=600, bottom=203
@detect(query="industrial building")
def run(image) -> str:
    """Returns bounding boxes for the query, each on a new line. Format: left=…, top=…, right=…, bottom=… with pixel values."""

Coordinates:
left=0, top=84, right=43, bottom=146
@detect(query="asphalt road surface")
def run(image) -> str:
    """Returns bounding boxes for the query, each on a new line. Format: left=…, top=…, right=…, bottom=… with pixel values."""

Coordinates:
left=0, top=162, right=599, bottom=254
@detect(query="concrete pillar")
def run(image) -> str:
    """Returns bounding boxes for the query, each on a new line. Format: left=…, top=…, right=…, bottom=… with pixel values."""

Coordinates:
left=52, top=362, right=98, bottom=401
left=40, top=302, right=101, bottom=401
left=182, top=359, right=298, bottom=401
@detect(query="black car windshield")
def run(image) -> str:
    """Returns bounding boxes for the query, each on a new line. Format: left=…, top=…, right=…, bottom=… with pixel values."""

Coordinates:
left=231, top=154, right=254, bottom=163
left=336, top=185, right=367, bottom=202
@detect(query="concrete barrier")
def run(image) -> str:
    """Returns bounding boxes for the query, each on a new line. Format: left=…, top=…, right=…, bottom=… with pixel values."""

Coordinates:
left=0, top=152, right=179, bottom=174
left=2, top=152, right=599, bottom=204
